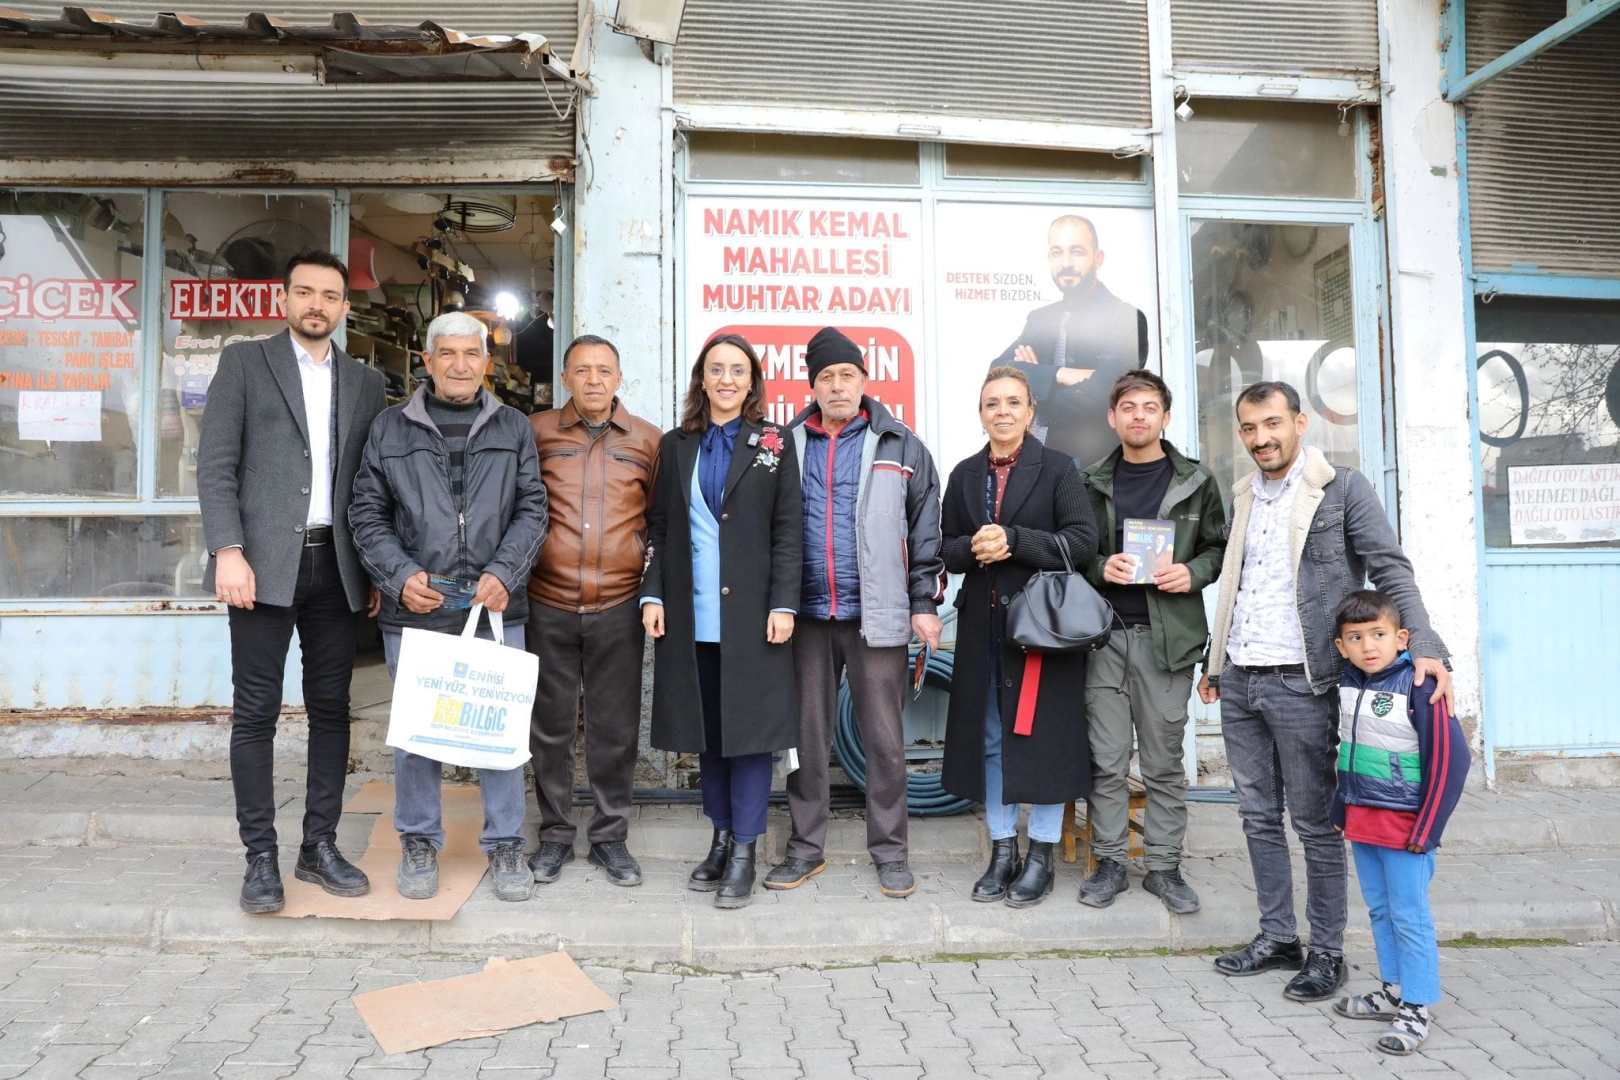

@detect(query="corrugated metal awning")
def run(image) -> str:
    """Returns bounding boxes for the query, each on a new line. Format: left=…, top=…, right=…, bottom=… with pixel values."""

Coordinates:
left=673, top=0, right=1152, bottom=134
left=1170, top=0, right=1379, bottom=78
left=1463, top=0, right=1620, bottom=278
left=0, top=2, right=581, bottom=182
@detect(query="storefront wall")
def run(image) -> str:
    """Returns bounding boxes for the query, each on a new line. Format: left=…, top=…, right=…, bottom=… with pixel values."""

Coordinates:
left=1449, top=0, right=1620, bottom=779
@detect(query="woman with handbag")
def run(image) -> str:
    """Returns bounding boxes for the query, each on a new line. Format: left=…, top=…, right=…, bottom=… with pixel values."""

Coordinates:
left=640, top=333, right=803, bottom=909
left=940, top=366, right=1100, bottom=907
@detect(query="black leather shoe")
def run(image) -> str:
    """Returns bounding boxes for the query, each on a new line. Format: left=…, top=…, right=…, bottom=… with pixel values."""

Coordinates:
left=972, top=838, right=1022, bottom=902
left=240, top=850, right=284, bottom=914
left=1214, top=933, right=1305, bottom=977
left=764, top=856, right=826, bottom=890
left=715, top=838, right=757, bottom=909
left=1142, top=866, right=1201, bottom=914
left=588, top=841, right=643, bottom=887
left=527, top=840, right=575, bottom=884
left=1284, top=950, right=1349, bottom=1002
left=1004, top=840, right=1056, bottom=908
left=688, top=828, right=732, bottom=892
left=876, top=861, right=915, bottom=898
left=1079, top=858, right=1128, bottom=908
left=294, top=839, right=370, bottom=897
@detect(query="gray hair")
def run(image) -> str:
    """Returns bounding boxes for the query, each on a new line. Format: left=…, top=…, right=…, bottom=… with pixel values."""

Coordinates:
left=425, top=311, right=488, bottom=355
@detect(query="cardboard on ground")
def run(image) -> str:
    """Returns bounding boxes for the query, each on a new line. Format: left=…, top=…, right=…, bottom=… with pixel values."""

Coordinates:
left=269, top=779, right=488, bottom=921
left=354, top=952, right=617, bottom=1055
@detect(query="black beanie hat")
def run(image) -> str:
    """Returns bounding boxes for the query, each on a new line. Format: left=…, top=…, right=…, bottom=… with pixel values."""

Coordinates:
left=804, top=326, right=865, bottom=383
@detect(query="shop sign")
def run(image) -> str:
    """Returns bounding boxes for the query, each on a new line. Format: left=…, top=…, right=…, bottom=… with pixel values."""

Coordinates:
left=685, top=197, right=923, bottom=430
left=1508, top=463, right=1620, bottom=545
left=169, top=279, right=285, bottom=321
left=0, top=277, right=137, bottom=321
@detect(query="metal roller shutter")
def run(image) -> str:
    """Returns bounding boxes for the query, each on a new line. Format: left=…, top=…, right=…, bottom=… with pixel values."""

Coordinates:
left=672, top=0, right=1151, bottom=131
left=0, top=3, right=579, bottom=174
left=1463, top=0, right=1620, bottom=277
left=1170, top=0, right=1378, bottom=76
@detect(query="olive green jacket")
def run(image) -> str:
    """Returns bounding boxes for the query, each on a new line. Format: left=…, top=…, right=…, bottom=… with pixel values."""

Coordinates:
left=1081, top=440, right=1228, bottom=673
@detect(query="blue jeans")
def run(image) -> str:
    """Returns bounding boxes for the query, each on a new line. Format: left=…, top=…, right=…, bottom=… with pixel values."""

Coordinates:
left=383, top=625, right=528, bottom=856
left=1353, top=841, right=1441, bottom=1005
left=1219, top=664, right=1347, bottom=954
left=985, top=680, right=1063, bottom=844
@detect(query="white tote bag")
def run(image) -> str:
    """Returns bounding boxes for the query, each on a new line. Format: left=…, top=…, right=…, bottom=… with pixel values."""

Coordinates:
left=385, top=603, right=537, bottom=771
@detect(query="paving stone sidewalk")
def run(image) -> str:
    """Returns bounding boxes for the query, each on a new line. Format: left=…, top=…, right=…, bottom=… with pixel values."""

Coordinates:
left=1, top=944, right=1617, bottom=1078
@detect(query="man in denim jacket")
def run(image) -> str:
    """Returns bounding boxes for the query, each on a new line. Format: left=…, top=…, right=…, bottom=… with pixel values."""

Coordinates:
left=1199, top=381, right=1453, bottom=1004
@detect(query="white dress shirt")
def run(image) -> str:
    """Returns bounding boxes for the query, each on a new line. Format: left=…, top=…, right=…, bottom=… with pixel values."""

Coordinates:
left=292, top=336, right=335, bottom=528
left=1228, top=454, right=1307, bottom=666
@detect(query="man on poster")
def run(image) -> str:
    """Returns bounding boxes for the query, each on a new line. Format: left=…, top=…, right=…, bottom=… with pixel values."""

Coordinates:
left=991, top=214, right=1149, bottom=468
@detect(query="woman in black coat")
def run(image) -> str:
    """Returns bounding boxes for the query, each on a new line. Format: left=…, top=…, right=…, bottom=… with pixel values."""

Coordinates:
left=941, top=366, right=1099, bottom=908
left=641, top=333, right=802, bottom=909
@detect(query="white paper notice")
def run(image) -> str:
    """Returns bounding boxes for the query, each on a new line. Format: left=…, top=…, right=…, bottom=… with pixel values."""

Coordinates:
left=1508, top=463, right=1620, bottom=545
left=18, top=390, right=103, bottom=443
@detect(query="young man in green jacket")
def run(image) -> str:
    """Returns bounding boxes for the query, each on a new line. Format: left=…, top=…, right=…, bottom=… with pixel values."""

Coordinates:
left=1078, top=370, right=1227, bottom=913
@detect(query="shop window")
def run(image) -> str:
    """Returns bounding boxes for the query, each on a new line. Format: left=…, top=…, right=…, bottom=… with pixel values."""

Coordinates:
left=348, top=190, right=558, bottom=413
left=943, top=143, right=1144, bottom=183
left=0, top=190, right=145, bottom=499
left=1191, top=220, right=1361, bottom=497
left=1475, top=297, right=1620, bottom=550
left=1175, top=100, right=1357, bottom=199
left=0, top=515, right=208, bottom=598
left=158, top=193, right=332, bottom=498
left=686, top=132, right=921, bottom=185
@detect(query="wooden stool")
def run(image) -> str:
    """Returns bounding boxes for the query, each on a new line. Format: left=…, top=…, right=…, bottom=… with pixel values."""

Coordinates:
left=1062, top=775, right=1147, bottom=870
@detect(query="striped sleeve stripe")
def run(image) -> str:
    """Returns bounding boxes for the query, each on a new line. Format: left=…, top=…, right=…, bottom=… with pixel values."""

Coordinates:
left=1411, top=698, right=1451, bottom=848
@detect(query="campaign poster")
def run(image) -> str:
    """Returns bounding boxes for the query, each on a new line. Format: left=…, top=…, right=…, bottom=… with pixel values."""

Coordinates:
left=1508, top=463, right=1620, bottom=545
left=932, top=203, right=1159, bottom=474
left=684, top=197, right=924, bottom=432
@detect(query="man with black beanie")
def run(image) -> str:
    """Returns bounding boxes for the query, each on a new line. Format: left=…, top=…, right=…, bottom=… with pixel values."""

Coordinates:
left=766, top=327, right=946, bottom=898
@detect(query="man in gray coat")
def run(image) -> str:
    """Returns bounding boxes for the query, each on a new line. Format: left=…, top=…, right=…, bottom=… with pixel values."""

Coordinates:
left=765, top=327, right=945, bottom=899
left=349, top=311, right=549, bottom=903
left=197, top=250, right=387, bottom=914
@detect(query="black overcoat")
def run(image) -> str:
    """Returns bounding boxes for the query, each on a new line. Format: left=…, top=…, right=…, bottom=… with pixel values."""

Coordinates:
left=643, top=420, right=803, bottom=757
left=940, top=438, right=1100, bottom=805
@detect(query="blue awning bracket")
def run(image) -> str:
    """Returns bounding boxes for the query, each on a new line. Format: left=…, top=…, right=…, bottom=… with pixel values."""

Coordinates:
left=1445, top=0, right=1620, bottom=101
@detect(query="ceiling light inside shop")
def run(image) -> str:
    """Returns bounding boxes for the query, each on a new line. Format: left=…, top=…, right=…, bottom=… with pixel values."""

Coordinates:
left=382, top=192, right=445, bottom=215
left=494, top=292, right=522, bottom=320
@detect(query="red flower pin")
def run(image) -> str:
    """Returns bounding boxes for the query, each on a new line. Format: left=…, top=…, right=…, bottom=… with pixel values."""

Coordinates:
left=759, top=428, right=784, bottom=454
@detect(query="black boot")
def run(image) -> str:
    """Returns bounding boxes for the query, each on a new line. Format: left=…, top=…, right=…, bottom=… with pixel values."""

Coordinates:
left=714, top=838, right=757, bottom=909
left=688, top=828, right=733, bottom=892
left=1005, top=840, right=1056, bottom=908
left=971, top=838, right=1022, bottom=902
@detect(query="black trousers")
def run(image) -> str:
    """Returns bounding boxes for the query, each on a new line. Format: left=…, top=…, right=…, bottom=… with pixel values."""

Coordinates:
left=527, top=598, right=647, bottom=845
left=227, top=543, right=357, bottom=856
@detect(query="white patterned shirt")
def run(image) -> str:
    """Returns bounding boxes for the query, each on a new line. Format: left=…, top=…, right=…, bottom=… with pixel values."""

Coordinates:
left=1228, top=454, right=1307, bottom=666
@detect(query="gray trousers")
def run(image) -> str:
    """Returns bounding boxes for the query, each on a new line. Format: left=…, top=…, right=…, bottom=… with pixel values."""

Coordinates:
left=383, top=626, right=528, bottom=856
left=1219, top=663, right=1347, bottom=955
left=1083, top=624, right=1195, bottom=871
left=786, top=618, right=910, bottom=864
left=527, top=599, right=646, bottom=846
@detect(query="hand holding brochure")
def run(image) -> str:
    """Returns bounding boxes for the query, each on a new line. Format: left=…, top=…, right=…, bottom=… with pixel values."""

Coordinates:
left=1122, top=519, right=1176, bottom=585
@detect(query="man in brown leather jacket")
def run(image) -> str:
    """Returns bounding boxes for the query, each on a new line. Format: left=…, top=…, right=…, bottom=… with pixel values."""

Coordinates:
left=526, top=334, right=663, bottom=887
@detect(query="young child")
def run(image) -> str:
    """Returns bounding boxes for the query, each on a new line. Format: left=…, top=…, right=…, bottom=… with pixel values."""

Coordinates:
left=1329, top=589, right=1468, bottom=1055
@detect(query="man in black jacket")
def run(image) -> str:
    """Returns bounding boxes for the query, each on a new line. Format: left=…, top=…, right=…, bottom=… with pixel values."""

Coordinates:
left=350, top=312, right=549, bottom=904
left=991, top=215, right=1149, bottom=469
left=196, top=250, right=387, bottom=914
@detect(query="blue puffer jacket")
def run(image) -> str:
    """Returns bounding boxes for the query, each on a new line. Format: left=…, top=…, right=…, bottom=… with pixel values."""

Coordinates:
left=1332, top=652, right=1469, bottom=852
left=800, top=412, right=867, bottom=620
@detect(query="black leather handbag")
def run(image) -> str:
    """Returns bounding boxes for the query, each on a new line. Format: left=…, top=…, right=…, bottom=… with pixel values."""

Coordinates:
left=1006, top=534, right=1114, bottom=653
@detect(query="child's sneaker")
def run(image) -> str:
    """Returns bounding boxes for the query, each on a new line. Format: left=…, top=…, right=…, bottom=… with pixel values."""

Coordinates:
left=1333, top=982, right=1401, bottom=1021
left=1377, top=1002, right=1430, bottom=1055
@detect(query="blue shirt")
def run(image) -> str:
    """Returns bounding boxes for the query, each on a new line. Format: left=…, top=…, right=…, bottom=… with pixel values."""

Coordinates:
left=689, top=459, right=723, bottom=642
left=699, top=416, right=742, bottom=519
